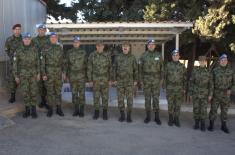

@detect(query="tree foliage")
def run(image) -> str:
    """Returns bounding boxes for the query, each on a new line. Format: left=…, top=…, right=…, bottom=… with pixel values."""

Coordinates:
left=193, top=0, right=235, bottom=52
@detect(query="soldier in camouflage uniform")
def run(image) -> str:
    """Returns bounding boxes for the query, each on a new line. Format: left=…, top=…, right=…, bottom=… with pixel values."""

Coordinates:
left=66, top=36, right=87, bottom=117
left=41, top=32, right=65, bottom=117
left=189, top=56, right=213, bottom=131
left=13, top=33, right=40, bottom=118
left=32, top=24, right=50, bottom=109
left=208, top=54, right=235, bottom=134
left=5, top=24, right=22, bottom=103
left=87, top=41, right=112, bottom=120
left=139, top=39, right=164, bottom=124
left=164, top=49, right=186, bottom=127
left=113, top=42, right=138, bottom=123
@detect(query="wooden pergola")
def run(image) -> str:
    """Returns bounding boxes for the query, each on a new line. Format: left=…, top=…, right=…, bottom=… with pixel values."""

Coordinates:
left=46, top=21, right=193, bottom=59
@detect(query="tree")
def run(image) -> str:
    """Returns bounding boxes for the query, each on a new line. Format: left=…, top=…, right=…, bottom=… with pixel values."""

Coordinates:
left=193, top=0, right=235, bottom=53
left=43, top=0, right=77, bottom=22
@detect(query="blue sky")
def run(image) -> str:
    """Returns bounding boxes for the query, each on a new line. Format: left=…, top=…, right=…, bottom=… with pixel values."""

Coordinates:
left=59, top=0, right=72, bottom=6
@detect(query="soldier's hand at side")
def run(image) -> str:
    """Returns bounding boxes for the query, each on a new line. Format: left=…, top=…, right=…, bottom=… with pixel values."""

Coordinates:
left=62, top=74, right=67, bottom=81
left=15, top=77, right=20, bottom=84
left=37, top=74, right=41, bottom=81
left=189, top=96, right=192, bottom=101
left=208, top=96, right=212, bottom=102
left=89, top=82, right=93, bottom=87
left=227, top=90, right=231, bottom=97
left=43, top=76, right=47, bottom=81
left=113, top=81, right=117, bottom=86
left=134, top=81, right=137, bottom=86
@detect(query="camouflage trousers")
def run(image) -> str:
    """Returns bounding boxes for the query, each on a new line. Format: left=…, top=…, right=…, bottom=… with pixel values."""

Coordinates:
left=166, top=89, right=183, bottom=117
left=7, top=65, right=17, bottom=93
left=192, top=96, right=208, bottom=120
left=93, top=81, right=109, bottom=110
left=117, top=85, right=133, bottom=112
left=70, top=79, right=85, bottom=106
left=45, top=75, right=62, bottom=107
left=209, top=90, right=231, bottom=122
left=20, top=76, right=38, bottom=106
left=143, top=82, right=160, bottom=112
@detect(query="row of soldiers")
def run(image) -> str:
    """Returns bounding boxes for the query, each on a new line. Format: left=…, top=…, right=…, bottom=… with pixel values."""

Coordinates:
left=5, top=24, right=235, bottom=134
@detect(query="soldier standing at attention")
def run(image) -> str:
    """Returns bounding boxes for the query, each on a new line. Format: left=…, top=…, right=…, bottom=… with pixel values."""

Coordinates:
left=5, top=24, right=22, bottom=103
left=165, top=49, right=186, bottom=127
left=189, top=56, right=213, bottom=131
left=13, top=33, right=40, bottom=118
left=87, top=41, right=112, bottom=120
left=113, top=41, right=138, bottom=123
left=32, top=24, right=50, bottom=109
left=139, top=39, right=164, bottom=125
left=41, top=32, right=65, bottom=117
left=208, top=54, right=235, bottom=134
left=66, top=36, right=87, bottom=117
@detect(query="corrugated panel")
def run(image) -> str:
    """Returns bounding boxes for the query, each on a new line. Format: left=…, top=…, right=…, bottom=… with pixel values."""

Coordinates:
left=0, top=0, right=46, bottom=59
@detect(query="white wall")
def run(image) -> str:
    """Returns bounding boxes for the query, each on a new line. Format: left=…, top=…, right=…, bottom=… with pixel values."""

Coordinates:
left=0, top=0, right=46, bottom=86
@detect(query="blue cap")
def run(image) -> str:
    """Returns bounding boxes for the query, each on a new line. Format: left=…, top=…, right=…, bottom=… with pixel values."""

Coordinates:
left=147, top=39, right=155, bottom=44
left=37, top=23, right=46, bottom=29
left=73, top=36, right=80, bottom=41
left=172, top=49, right=179, bottom=55
left=22, top=32, right=31, bottom=39
left=219, top=53, right=227, bottom=60
left=50, top=32, right=57, bottom=37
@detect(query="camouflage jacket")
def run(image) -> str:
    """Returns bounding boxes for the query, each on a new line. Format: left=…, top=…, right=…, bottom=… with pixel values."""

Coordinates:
left=189, top=66, right=213, bottom=97
left=5, top=35, right=22, bottom=62
left=87, top=51, right=112, bottom=83
left=66, top=47, right=87, bottom=81
left=113, top=52, right=138, bottom=86
left=13, top=44, right=39, bottom=78
left=212, top=65, right=235, bottom=92
left=139, top=50, right=164, bottom=81
left=41, top=43, right=65, bottom=76
left=165, top=61, right=186, bottom=91
left=32, top=35, right=50, bottom=72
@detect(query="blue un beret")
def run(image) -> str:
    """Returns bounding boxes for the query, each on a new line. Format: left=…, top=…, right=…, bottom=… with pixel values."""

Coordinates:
left=22, top=32, right=31, bottom=39
left=50, top=32, right=57, bottom=37
left=219, top=53, right=228, bottom=60
left=172, top=49, right=179, bottom=55
left=37, top=23, right=46, bottom=29
left=147, top=39, right=155, bottom=44
left=73, top=36, right=80, bottom=41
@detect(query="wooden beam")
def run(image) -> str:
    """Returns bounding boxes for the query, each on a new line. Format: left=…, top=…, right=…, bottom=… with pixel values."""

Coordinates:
left=60, top=36, right=173, bottom=41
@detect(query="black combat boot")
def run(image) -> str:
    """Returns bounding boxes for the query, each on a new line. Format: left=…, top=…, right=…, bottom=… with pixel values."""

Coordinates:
left=126, top=111, right=132, bottom=123
left=103, top=109, right=108, bottom=120
left=168, top=114, right=174, bottom=126
left=47, top=106, right=53, bottom=117
left=207, top=120, right=214, bottom=131
left=119, top=110, right=125, bottom=122
left=93, top=110, right=99, bottom=120
left=144, top=111, right=151, bottom=123
left=174, top=116, right=180, bottom=127
left=194, top=119, right=200, bottom=130
left=79, top=105, right=84, bottom=117
left=8, top=92, right=16, bottom=103
left=23, top=106, right=30, bottom=118
left=200, top=119, right=206, bottom=132
left=72, top=104, right=80, bottom=117
left=31, top=106, right=38, bottom=119
left=221, top=121, right=230, bottom=134
left=56, top=105, right=64, bottom=116
left=154, top=112, right=161, bottom=125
